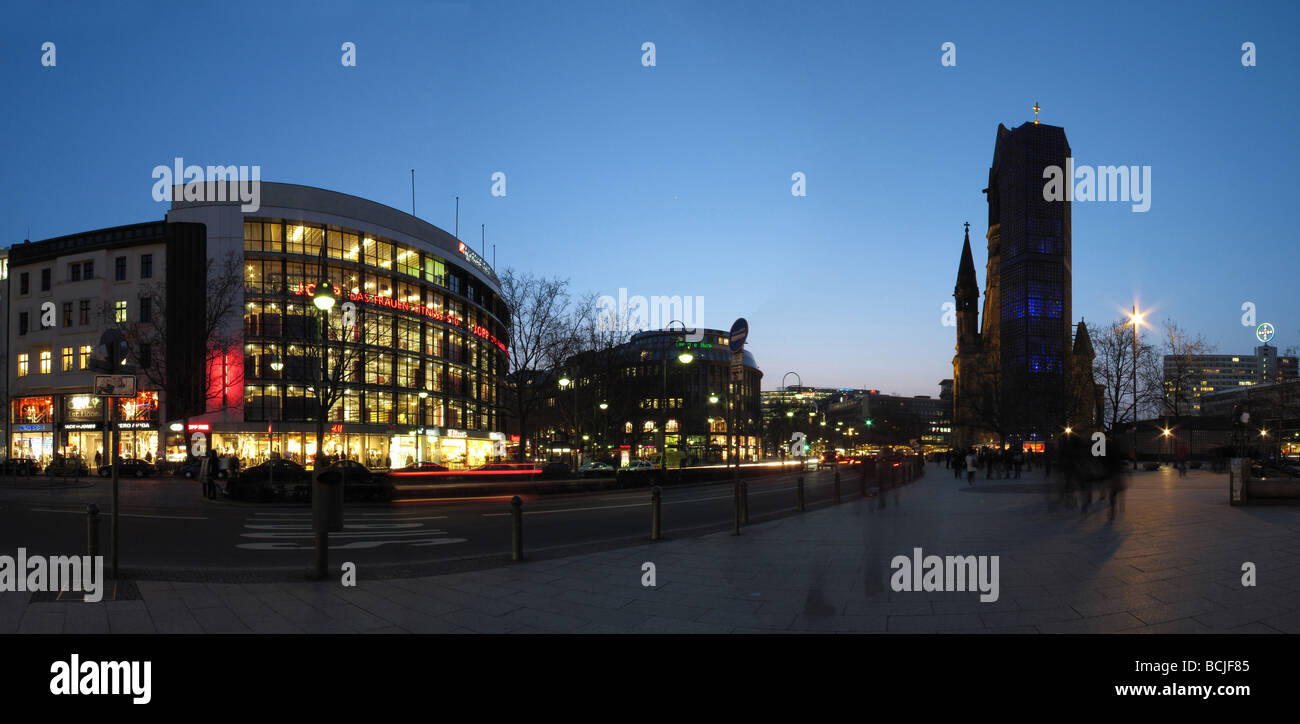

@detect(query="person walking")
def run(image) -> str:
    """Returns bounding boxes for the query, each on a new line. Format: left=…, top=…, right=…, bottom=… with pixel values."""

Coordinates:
left=1014, top=450, right=1023, bottom=479
left=1104, top=448, right=1128, bottom=521
left=965, top=450, right=977, bottom=485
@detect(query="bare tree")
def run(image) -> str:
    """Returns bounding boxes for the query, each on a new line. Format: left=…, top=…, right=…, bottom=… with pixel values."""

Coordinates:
left=297, top=295, right=370, bottom=471
left=499, top=269, right=581, bottom=461
left=565, top=291, right=633, bottom=462
left=1160, top=319, right=1215, bottom=417
left=115, top=250, right=243, bottom=422
left=1093, top=319, right=1160, bottom=434
left=960, top=353, right=1006, bottom=447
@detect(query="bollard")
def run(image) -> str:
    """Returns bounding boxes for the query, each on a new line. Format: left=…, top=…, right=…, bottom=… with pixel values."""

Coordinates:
left=797, top=476, right=806, bottom=512
left=650, top=485, right=662, bottom=541
left=86, top=504, right=100, bottom=559
left=510, top=495, right=524, bottom=561
left=834, top=471, right=841, bottom=504
left=732, top=481, right=741, bottom=536
left=740, top=481, right=749, bottom=525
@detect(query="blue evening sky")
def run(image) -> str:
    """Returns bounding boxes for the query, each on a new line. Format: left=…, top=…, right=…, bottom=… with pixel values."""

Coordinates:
left=2, top=0, right=1296, bottom=395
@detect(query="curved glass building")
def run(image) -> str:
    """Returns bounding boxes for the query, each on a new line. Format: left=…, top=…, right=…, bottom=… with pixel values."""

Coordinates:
left=168, top=182, right=509, bottom=470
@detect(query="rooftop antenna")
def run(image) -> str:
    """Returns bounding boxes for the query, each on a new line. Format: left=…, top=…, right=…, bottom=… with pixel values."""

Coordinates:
left=1033, top=102, right=1041, bottom=125
left=410, top=169, right=415, bottom=216
left=481, top=223, right=485, bottom=256
left=455, top=196, right=459, bottom=239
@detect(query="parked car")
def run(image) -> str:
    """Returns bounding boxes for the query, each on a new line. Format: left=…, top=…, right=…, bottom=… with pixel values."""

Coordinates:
left=577, top=461, right=615, bottom=478
left=228, top=459, right=311, bottom=501
left=622, top=459, right=655, bottom=472
left=539, top=461, right=572, bottom=479
left=395, top=461, right=450, bottom=472
left=175, top=461, right=201, bottom=479
left=1, top=458, right=42, bottom=475
left=318, top=459, right=389, bottom=501
left=98, top=458, right=156, bottom=478
left=45, top=456, right=89, bottom=477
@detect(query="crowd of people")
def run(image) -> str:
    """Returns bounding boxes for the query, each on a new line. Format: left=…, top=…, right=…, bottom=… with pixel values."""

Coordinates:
left=942, top=441, right=1130, bottom=520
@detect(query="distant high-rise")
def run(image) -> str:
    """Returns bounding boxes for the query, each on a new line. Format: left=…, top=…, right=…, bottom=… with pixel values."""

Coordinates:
left=953, top=119, right=1098, bottom=449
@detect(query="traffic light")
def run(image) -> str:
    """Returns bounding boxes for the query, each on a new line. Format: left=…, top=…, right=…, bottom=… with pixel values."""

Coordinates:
left=865, top=419, right=873, bottom=427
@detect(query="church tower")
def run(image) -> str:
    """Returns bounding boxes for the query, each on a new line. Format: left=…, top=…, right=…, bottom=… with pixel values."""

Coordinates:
left=954, top=223, right=980, bottom=351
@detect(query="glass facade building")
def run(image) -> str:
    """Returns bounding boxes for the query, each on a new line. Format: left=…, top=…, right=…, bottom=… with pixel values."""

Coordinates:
left=165, top=183, right=512, bottom=471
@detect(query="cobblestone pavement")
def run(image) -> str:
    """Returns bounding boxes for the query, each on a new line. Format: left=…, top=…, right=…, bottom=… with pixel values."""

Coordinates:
left=5, top=464, right=1298, bottom=633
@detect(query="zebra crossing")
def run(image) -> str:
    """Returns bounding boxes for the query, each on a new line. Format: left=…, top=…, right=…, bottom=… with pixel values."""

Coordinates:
left=236, top=510, right=468, bottom=551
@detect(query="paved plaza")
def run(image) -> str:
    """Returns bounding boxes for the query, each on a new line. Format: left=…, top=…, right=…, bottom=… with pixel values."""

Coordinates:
left=4, top=464, right=1299, bottom=634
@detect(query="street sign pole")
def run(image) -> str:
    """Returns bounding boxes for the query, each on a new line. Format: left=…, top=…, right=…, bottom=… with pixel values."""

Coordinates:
left=111, top=400, right=119, bottom=578
left=728, top=318, right=748, bottom=535
left=92, top=330, right=135, bottom=580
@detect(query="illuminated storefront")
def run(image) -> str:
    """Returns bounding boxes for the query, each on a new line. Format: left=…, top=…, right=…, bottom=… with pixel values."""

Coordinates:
left=160, top=182, right=510, bottom=471
left=8, top=184, right=508, bottom=473
left=11, top=396, right=55, bottom=463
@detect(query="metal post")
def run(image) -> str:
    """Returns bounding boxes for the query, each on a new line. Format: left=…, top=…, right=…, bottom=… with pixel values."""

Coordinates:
left=730, top=381, right=739, bottom=536
left=833, top=470, right=841, bottom=504
left=650, top=485, right=662, bottom=541
left=797, top=475, right=805, bottom=512
left=1132, top=303, right=1139, bottom=471
left=510, top=495, right=524, bottom=561
left=740, top=480, right=749, bottom=525
left=110, top=404, right=119, bottom=579
left=86, top=504, right=100, bottom=559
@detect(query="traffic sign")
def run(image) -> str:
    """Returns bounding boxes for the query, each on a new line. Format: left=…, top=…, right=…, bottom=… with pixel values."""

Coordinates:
left=94, top=374, right=137, bottom=397
left=728, top=318, right=748, bottom=352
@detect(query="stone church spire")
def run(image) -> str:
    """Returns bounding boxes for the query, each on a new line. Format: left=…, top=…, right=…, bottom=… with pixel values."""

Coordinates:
left=954, top=222, right=980, bottom=349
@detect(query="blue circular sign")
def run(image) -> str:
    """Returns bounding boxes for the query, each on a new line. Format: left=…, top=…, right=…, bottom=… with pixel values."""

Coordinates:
left=729, top=318, right=749, bottom=352
left=1257, top=322, right=1275, bottom=344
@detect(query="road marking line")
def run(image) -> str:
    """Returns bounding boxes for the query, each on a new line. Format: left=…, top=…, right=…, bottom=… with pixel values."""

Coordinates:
left=30, top=508, right=207, bottom=520
left=482, top=501, right=649, bottom=516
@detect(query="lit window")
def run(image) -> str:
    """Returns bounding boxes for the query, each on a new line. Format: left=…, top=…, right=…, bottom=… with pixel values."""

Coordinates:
left=79, top=345, right=92, bottom=370
left=62, top=347, right=73, bottom=372
left=39, top=350, right=51, bottom=374
left=17, top=353, right=29, bottom=377
left=114, top=300, right=127, bottom=323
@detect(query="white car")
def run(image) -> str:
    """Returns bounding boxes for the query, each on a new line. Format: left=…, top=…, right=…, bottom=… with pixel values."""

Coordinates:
left=621, top=460, right=655, bottom=472
left=578, top=461, right=615, bottom=477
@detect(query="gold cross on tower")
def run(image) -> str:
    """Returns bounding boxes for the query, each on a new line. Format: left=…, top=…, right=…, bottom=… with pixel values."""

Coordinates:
left=1033, top=102, right=1041, bottom=124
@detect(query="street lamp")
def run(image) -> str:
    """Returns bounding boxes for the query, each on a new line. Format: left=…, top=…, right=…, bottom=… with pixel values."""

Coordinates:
left=559, top=374, right=577, bottom=467
left=1127, top=303, right=1146, bottom=470
left=313, top=278, right=336, bottom=312
left=661, top=346, right=694, bottom=470
left=310, top=267, right=337, bottom=580
left=598, top=401, right=608, bottom=461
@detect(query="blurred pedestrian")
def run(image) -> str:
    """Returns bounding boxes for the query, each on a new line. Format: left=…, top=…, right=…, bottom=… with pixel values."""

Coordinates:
left=966, top=450, right=977, bottom=485
left=1104, top=449, right=1128, bottom=521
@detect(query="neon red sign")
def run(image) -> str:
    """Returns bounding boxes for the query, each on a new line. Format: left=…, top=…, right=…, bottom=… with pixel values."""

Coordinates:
left=291, top=284, right=508, bottom=355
